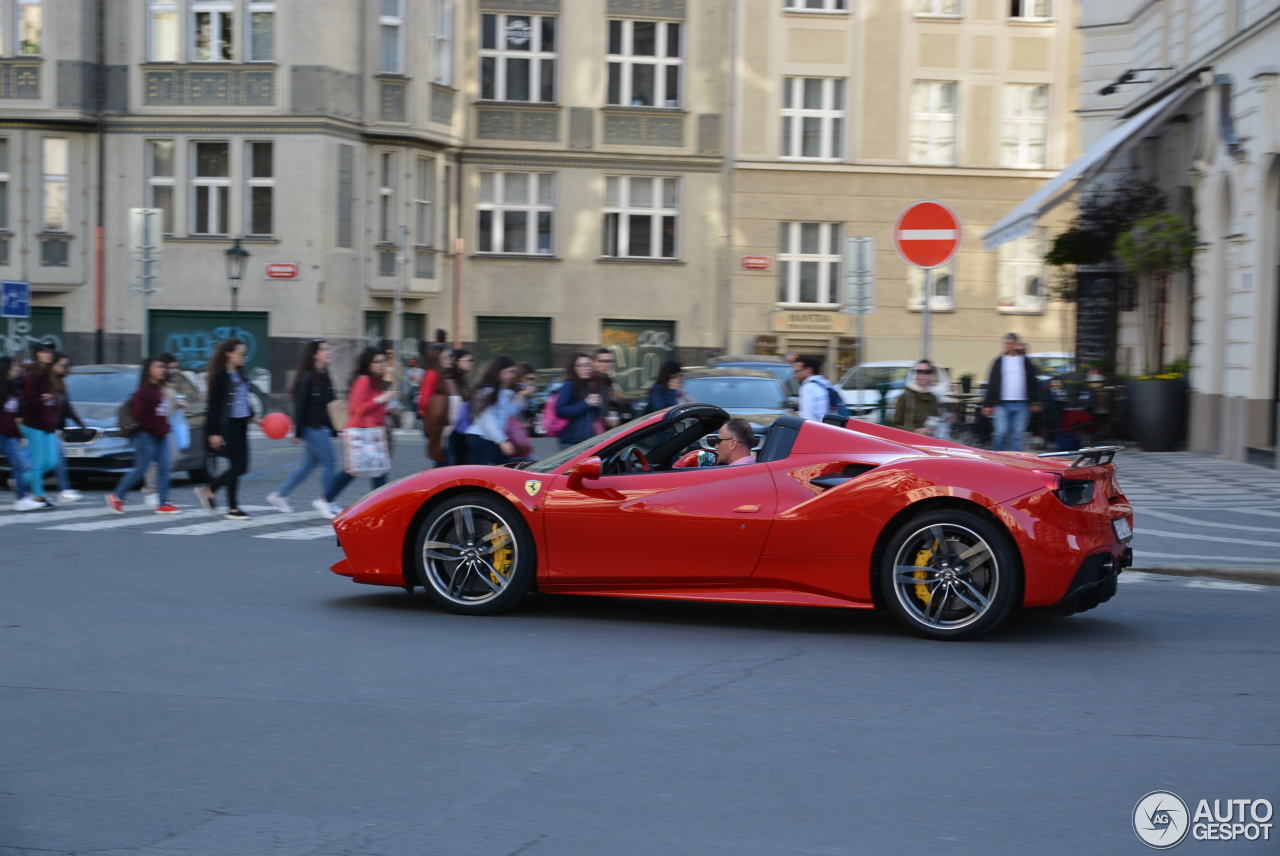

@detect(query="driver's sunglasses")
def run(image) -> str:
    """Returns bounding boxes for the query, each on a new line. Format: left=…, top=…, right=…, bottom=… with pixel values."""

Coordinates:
left=706, top=436, right=733, bottom=446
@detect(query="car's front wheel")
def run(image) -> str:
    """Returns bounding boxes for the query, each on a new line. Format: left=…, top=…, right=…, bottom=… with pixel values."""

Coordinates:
left=879, top=509, right=1019, bottom=640
left=413, top=493, right=535, bottom=615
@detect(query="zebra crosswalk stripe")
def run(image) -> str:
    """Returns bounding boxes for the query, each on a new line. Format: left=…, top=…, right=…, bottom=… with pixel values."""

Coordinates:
left=149, top=510, right=319, bottom=536
left=47, top=513, right=213, bottom=531
left=254, top=525, right=336, bottom=540
left=0, top=507, right=116, bottom=526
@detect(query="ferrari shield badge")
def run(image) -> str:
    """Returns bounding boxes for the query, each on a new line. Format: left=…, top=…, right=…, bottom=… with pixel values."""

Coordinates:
left=524, top=480, right=542, bottom=497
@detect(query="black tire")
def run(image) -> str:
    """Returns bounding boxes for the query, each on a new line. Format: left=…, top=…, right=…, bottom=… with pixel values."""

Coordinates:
left=413, top=492, right=536, bottom=615
left=879, top=508, right=1020, bottom=640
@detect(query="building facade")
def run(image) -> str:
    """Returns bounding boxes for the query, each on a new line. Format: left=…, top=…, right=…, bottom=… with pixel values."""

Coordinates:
left=728, top=0, right=1080, bottom=380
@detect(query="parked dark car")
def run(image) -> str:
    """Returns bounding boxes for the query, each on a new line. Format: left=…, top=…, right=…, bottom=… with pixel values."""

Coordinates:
left=0, top=365, right=212, bottom=482
left=681, top=368, right=793, bottom=432
left=709, top=354, right=800, bottom=397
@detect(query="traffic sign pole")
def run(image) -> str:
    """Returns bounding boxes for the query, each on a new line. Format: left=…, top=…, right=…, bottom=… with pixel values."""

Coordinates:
left=893, top=201, right=962, bottom=365
left=922, top=268, right=932, bottom=360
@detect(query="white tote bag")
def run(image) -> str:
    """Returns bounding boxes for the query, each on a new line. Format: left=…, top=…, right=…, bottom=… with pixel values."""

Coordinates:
left=343, top=426, right=391, bottom=478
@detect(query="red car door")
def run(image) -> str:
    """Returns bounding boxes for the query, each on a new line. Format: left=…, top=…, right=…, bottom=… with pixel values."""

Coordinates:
left=542, top=465, right=778, bottom=584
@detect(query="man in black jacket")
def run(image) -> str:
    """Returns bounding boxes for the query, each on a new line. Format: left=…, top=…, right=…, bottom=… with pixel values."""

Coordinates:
left=981, top=333, right=1040, bottom=451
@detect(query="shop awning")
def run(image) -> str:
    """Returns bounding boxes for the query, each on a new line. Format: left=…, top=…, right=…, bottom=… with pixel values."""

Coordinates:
left=982, top=86, right=1192, bottom=251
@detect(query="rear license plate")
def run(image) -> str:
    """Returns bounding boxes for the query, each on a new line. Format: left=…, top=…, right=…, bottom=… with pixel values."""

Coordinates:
left=1112, top=516, right=1133, bottom=542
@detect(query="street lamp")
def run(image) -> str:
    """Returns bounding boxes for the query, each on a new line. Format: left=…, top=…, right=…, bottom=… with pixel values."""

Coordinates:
left=224, top=238, right=250, bottom=330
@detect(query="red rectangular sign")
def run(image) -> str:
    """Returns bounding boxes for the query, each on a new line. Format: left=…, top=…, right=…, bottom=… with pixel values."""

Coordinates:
left=740, top=255, right=772, bottom=271
left=264, top=262, right=300, bottom=280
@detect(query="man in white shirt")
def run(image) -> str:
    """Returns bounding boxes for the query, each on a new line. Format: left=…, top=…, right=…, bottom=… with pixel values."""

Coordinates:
left=981, top=333, right=1040, bottom=451
left=794, top=355, right=836, bottom=422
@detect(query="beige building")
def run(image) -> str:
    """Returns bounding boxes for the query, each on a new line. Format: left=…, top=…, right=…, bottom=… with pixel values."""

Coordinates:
left=729, top=0, right=1080, bottom=382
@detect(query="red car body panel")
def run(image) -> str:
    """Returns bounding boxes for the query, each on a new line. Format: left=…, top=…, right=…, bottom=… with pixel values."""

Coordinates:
left=330, top=411, right=1133, bottom=613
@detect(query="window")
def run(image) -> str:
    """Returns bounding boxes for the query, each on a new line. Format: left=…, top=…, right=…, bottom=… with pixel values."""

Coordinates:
left=414, top=157, right=434, bottom=247
left=910, top=81, right=957, bottom=165
left=246, top=141, right=273, bottom=236
left=378, top=151, right=396, bottom=244
left=433, top=0, right=453, bottom=85
left=478, top=171, right=554, bottom=255
left=380, top=0, right=404, bottom=74
left=42, top=137, right=67, bottom=232
left=784, top=0, right=847, bottom=11
left=606, top=20, right=682, bottom=108
left=0, top=138, right=9, bottom=231
left=146, top=140, right=175, bottom=234
left=998, top=231, right=1046, bottom=311
left=602, top=175, right=678, bottom=260
left=191, top=141, right=230, bottom=235
left=777, top=222, right=842, bottom=305
left=192, top=0, right=233, bottom=62
left=247, top=1, right=274, bottom=62
left=17, top=0, right=40, bottom=54
left=915, top=0, right=960, bottom=14
left=907, top=264, right=954, bottom=311
left=148, top=1, right=179, bottom=61
left=781, top=77, right=845, bottom=160
left=337, top=144, right=354, bottom=249
left=1009, top=0, right=1051, bottom=18
left=480, top=13, right=556, bottom=103
left=1001, top=84, right=1047, bottom=168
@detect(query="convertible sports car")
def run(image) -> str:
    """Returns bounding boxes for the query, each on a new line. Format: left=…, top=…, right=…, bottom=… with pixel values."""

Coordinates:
left=330, top=404, right=1134, bottom=640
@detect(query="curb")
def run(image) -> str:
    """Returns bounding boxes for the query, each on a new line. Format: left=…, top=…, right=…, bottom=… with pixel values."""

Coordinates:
left=1129, top=566, right=1280, bottom=587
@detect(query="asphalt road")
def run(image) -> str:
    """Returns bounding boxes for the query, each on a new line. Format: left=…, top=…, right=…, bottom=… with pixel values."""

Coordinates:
left=2, top=434, right=1278, bottom=855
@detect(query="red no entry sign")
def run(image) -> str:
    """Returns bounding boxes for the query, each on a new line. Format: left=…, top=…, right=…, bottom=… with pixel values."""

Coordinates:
left=893, top=200, right=962, bottom=269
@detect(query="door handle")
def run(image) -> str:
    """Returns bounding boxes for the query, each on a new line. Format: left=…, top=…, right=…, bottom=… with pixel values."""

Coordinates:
left=733, top=504, right=761, bottom=513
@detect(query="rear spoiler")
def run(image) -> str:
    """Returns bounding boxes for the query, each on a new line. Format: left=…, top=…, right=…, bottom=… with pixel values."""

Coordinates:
left=1036, top=446, right=1124, bottom=468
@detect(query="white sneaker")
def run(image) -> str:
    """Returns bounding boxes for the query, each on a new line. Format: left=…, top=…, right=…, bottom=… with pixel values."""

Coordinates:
left=59, top=490, right=83, bottom=504
left=13, top=496, right=43, bottom=512
left=266, top=492, right=293, bottom=513
left=143, top=492, right=159, bottom=508
left=312, top=498, right=336, bottom=520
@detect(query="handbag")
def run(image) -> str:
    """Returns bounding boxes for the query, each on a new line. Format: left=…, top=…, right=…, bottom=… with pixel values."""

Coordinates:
left=342, top=426, right=391, bottom=478
left=506, top=414, right=533, bottom=458
left=327, top=398, right=350, bottom=432
left=542, top=385, right=569, bottom=437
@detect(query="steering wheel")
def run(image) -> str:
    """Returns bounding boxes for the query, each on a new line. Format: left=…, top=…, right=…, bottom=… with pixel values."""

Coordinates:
left=624, top=446, right=651, bottom=473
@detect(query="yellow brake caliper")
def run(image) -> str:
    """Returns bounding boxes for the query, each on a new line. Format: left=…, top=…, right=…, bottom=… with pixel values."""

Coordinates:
left=913, top=546, right=934, bottom=604
left=489, top=523, right=513, bottom=585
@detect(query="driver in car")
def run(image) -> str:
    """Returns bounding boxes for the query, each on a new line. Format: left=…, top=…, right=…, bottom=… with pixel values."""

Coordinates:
left=714, top=418, right=757, bottom=466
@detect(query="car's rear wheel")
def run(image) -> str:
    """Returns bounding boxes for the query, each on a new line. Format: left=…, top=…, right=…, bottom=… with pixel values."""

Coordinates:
left=413, top=493, right=535, bottom=615
left=880, top=509, right=1019, bottom=640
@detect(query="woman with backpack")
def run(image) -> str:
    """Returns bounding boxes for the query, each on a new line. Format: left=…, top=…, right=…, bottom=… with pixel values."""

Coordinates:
left=105, top=356, right=181, bottom=514
left=315, top=346, right=396, bottom=519
left=266, top=339, right=336, bottom=513
left=462, top=355, right=520, bottom=465
left=418, top=344, right=457, bottom=467
left=195, top=338, right=257, bottom=521
left=553, top=352, right=605, bottom=449
left=445, top=348, right=474, bottom=466
left=18, top=343, right=60, bottom=509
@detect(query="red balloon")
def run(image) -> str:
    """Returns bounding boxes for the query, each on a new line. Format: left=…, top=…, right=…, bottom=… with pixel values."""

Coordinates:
left=261, top=412, right=292, bottom=440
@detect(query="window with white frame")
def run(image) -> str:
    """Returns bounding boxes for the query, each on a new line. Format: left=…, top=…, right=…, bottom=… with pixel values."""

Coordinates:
left=246, top=140, right=273, bottom=236
left=906, top=264, right=954, bottom=311
left=146, top=140, right=175, bottom=234
left=247, top=1, right=274, bottom=61
left=477, top=171, right=555, bottom=255
left=148, top=0, right=272, bottom=62
left=480, top=13, right=556, bottom=103
left=606, top=20, right=682, bottom=108
left=148, top=0, right=179, bottom=61
left=0, top=138, right=9, bottom=232
left=1001, top=84, right=1047, bottom=168
left=998, top=231, right=1046, bottom=311
left=433, top=0, right=454, bottom=85
left=909, top=81, right=957, bottom=165
left=777, top=222, right=842, bottom=305
left=915, top=0, right=960, bottom=15
left=784, top=0, right=847, bottom=11
left=191, top=141, right=230, bottom=235
left=1009, top=0, right=1051, bottom=18
left=781, top=77, right=845, bottom=160
left=42, top=137, right=67, bottom=232
left=380, top=0, right=404, bottom=74
left=16, top=0, right=40, bottom=54
left=191, top=0, right=234, bottom=62
left=602, top=175, right=678, bottom=260
left=378, top=151, right=396, bottom=244
left=414, top=156, right=434, bottom=247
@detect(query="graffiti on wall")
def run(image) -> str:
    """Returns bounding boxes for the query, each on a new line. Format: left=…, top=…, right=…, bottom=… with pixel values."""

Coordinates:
left=1, top=320, right=63, bottom=357
left=600, top=327, right=675, bottom=393
left=161, top=325, right=271, bottom=395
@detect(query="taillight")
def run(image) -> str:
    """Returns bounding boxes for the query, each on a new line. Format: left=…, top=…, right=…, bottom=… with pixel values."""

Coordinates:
left=1033, top=470, right=1095, bottom=507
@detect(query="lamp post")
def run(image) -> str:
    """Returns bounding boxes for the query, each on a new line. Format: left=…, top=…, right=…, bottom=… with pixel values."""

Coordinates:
left=224, top=238, right=250, bottom=331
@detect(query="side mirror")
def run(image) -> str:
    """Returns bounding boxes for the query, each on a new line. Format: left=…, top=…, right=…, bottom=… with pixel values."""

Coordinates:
left=567, top=456, right=602, bottom=484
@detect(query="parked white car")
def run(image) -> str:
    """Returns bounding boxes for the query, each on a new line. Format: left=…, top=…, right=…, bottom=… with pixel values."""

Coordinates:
left=835, top=360, right=952, bottom=423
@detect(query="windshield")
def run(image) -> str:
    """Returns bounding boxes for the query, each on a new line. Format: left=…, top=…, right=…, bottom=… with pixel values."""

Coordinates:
left=519, top=418, right=639, bottom=473
left=839, top=366, right=912, bottom=391
left=684, top=377, right=785, bottom=410
left=66, top=372, right=139, bottom=403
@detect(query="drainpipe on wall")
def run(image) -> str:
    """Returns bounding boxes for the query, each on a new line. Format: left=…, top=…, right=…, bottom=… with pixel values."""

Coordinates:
left=94, top=0, right=106, bottom=363
left=721, top=0, right=741, bottom=358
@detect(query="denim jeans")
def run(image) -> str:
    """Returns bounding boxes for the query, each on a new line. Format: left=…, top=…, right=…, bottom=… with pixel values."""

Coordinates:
left=114, top=432, right=171, bottom=503
left=324, top=469, right=388, bottom=504
left=19, top=425, right=58, bottom=498
left=0, top=434, right=29, bottom=499
left=992, top=400, right=1031, bottom=452
left=277, top=426, right=336, bottom=497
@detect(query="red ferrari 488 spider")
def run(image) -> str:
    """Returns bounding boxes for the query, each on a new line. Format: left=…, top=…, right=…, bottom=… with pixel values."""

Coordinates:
left=330, top=405, right=1133, bottom=640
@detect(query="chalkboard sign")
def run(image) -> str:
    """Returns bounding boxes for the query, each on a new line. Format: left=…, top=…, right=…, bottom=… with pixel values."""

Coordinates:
left=1075, top=272, right=1119, bottom=371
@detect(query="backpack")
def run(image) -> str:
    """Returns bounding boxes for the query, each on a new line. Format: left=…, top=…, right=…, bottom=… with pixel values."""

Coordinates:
left=542, top=383, right=570, bottom=438
left=116, top=396, right=139, bottom=439
left=826, top=384, right=850, bottom=418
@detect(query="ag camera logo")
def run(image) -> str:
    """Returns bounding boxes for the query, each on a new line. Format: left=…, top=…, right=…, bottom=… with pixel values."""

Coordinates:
left=1134, top=791, right=1190, bottom=849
